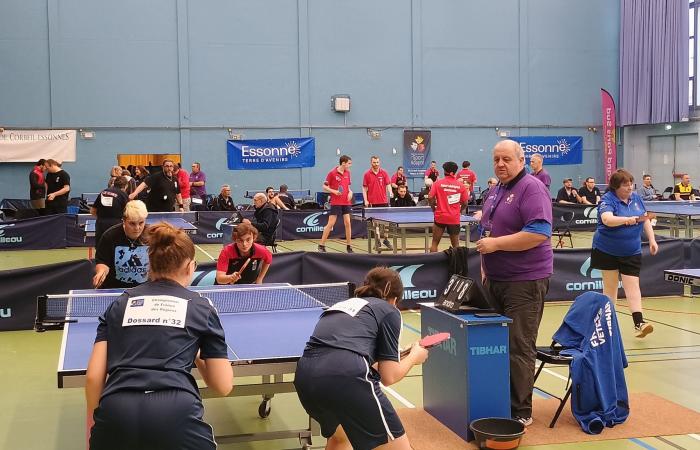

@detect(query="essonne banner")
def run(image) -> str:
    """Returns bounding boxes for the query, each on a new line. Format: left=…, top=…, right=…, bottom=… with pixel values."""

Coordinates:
left=0, top=130, right=76, bottom=162
left=227, top=137, right=315, bottom=170
left=512, top=136, right=583, bottom=165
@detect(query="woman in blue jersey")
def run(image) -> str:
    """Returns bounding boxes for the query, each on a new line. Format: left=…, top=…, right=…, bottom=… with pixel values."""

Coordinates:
left=591, top=169, right=658, bottom=338
left=85, top=222, right=233, bottom=449
left=294, top=267, right=429, bottom=450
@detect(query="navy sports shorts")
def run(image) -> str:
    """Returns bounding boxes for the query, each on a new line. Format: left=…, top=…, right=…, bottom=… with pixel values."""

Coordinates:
left=434, top=221, right=461, bottom=236
left=590, top=247, right=642, bottom=277
left=330, top=205, right=353, bottom=216
left=294, top=348, right=405, bottom=449
left=90, top=389, right=215, bottom=450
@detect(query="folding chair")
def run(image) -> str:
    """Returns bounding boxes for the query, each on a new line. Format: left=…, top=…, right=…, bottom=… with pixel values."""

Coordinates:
left=533, top=342, right=574, bottom=428
left=264, top=217, right=281, bottom=253
left=552, top=211, right=575, bottom=248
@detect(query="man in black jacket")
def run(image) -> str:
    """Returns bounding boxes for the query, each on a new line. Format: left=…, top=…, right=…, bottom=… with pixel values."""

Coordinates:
left=243, top=193, right=279, bottom=245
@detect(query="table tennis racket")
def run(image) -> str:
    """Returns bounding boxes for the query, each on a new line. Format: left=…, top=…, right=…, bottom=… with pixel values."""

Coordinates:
left=400, top=332, right=451, bottom=358
left=239, top=258, right=252, bottom=273
left=636, top=212, right=657, bottom=223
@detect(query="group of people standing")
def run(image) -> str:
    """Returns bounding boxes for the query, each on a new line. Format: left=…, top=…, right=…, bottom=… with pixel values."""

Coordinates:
left=29, top=159, right=72, bottom=215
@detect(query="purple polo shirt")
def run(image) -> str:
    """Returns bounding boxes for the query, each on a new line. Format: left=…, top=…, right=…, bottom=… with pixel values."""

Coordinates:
left=532, top=168, right=551, bottom=189
left=189, top=171, right=207, bottom=197
left=480, top=171, right=553, bottom=281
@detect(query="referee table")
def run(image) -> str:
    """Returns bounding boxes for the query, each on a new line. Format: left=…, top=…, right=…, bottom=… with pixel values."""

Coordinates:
left=354, top=206, right=478, bottom=254
left=646, top=200, right=700, bottom=239
left=244, top=189, right=313, bottom=203
left=36, top=282, right=353, bottom=448
left=664, top=268, right=700, bottom=297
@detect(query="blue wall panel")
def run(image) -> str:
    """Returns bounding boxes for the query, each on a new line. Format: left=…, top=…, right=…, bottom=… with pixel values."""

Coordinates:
left=0, top=0, right=620, bottom=202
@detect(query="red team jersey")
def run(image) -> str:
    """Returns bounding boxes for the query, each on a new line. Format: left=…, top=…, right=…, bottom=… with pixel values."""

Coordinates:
left=429, top=174, right=468, bottom=224
left=325, top=168, right=352, bottom=206
left=456, top=168, right=477, bottom=192
left=216, top=243, right=272, bottom=284
left=363, top=168, right=391, bottom=205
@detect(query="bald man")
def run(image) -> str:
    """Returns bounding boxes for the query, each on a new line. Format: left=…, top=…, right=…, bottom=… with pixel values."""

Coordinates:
left=243, top=192, right=279, bottom=245
left=529, top=153, right=551, bottom=189
left=474, top=140, right=553, bottom=427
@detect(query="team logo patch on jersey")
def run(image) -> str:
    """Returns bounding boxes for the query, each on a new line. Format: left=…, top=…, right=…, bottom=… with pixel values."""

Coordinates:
left=505, top=193, right=515, bottom=204
left=130, top=299, right=144, bottom=307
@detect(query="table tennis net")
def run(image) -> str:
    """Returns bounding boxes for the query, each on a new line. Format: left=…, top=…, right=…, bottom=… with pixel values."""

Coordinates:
left=36, top=282, right=354, bottom=328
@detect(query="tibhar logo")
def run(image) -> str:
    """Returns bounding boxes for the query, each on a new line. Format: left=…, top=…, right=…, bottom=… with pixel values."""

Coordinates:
left=470, top=345, right=507, bottom=356
left=0, top=224, right=22, bottom=243
left=0, top=308, right=11, bottom=318
left=390, top=264, right=437, bottom=300
left=565, top=257, right=621, bottom=292
left=206, top=218, right=229, bottom=239
left=296, top=212, right=327, bottom=233
left=426, top=326, right=456, bottom=356
left=241, top=141, right=302, bottom=160
left=575, top=206, right=598, bottom=225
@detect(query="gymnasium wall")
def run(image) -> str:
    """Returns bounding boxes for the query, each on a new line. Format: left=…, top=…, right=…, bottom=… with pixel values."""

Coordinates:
left=0, top=0, right=619, bottom=202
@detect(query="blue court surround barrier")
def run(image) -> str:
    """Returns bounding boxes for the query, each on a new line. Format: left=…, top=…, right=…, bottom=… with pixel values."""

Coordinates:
left=2, top=239, right=697, bottom=331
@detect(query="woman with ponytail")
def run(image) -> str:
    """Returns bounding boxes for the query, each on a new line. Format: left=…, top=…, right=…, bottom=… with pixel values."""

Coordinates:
left=85, top=222, right=233, bottom=450
left=294, top=267, right=429, bottom=450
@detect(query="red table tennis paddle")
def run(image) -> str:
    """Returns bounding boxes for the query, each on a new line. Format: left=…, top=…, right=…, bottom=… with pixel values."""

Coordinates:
left=636, top=212, right=656, bottom=223
left=239, top=258, right=252, bottom=273
left=400, top=332, right=451, bottom=358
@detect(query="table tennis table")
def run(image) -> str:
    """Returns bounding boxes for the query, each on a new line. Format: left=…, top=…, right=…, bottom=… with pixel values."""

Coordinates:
left=244, top=189, right=313, bottom=202
left=36, top=282, right=353, bottom=447
left=663, top=268, right=700, bottom=297
left=646, top=201, right=700, bottom=238
left=354, top=206, right=478, bottom=254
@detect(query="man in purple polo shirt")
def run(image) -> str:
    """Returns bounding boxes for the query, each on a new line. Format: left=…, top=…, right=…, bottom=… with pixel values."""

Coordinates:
left=189, top=162, right=207, bottom=211
left=474, top=140, right=553, bottom=427
left=529, top=153, right=551, bottom=190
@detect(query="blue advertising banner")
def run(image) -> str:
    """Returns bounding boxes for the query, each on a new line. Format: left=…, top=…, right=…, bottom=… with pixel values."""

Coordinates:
left=512, top=136, right=583, bottom=165
left=227, top=137, right=315, bottom=170
left=403, top=130, right=432, bottom=177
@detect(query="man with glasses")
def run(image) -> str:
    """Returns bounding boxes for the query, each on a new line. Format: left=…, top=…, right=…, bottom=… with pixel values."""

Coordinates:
left=129, top=159, right=183, bottom=212
left=579, top=177, right=601, bottom=205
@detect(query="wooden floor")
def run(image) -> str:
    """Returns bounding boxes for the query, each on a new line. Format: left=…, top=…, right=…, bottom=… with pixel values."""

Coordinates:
left=1, top=230, right=699, bottom=450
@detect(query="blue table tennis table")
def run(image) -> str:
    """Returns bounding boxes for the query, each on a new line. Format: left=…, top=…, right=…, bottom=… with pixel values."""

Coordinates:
left=244, top=189, right=313, bottom=203
left=646, top=201, right=700, bottom=238
left=663, top=268, right=700, bottom=297
left=354, top=206, right=478, bottom=254
left=84, top=216, right=197, bottom=238
left=40, top=282, right=352, bottom=447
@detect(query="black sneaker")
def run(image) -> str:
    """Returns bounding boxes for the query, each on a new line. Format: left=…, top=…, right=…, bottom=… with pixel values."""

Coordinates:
left=382, top=239, right=393, bottom=250
left=346, top=245, right=354, bottom=253
left=317, top=245, right=327, bottom=253
left=514, top=416, right=533, bottom=427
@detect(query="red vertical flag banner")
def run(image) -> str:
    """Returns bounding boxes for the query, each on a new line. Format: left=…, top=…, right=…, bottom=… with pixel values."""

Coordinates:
left=601, top=89, right=617, bottom=183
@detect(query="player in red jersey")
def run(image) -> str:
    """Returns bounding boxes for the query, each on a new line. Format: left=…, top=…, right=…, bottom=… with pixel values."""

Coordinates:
left=428, top=161, right=468, bottom=252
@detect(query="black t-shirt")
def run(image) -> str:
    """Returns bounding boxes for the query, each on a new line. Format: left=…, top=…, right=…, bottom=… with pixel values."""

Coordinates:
left=95, top=224, right=149, bottom=289
left=211, top=194, right=235, bottom=211
left=278, top=192, right=296, bottom=209
left=391, top=194, right=416, bottom=207
left=95, top=279, right=229, bottom=399
left=305, top=297, right=400, bottom=365
left=93, top=188, right=129, bottom=220
left=579, top=186, right=600, bottom=204
left=145, top=172, right=180, bottom=212
left=556, top=187, right=578, bottom=203
left=46, top=170, right=71, bottom=205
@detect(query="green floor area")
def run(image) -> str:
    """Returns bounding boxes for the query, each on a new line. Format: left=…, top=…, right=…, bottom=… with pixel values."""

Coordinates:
left=1, top=297, right=698, bottom=450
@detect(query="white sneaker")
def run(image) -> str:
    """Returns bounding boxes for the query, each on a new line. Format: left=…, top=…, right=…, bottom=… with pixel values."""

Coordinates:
left=514, top=416, right=533, bottom=427
left=634, top=322, right=654, bottom=338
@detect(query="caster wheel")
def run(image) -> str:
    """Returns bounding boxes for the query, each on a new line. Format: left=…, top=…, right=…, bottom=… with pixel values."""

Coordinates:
left=258, top=400, right=271, bottom=418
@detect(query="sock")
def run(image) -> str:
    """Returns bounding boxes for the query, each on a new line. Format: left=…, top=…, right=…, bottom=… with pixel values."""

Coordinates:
left=632, top=312, right=644, bottom=326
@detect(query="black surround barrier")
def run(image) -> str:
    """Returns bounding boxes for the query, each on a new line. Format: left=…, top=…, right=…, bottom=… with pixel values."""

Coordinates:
left=2, top=239, right=692, bottom=331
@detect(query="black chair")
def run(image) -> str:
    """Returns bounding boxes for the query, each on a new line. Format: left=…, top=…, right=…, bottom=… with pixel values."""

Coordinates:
left=533, top=342, right=574, bottom=428
left=552, top=211, right=575, bottom=248
left=661, top=186, right=673, bottom=200
left=267, top=217, right=281, bottom=253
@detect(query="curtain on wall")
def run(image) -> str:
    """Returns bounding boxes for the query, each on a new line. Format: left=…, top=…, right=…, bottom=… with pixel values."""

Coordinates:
left=619, top=0, right=689, bottom=125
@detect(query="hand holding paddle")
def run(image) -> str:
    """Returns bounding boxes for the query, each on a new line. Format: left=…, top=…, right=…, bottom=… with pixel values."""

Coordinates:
left=229, top=258, right=251, bottom=284
left=400, top=332, right=451, bottom=358
left=636, top=212, right=656, bottom=223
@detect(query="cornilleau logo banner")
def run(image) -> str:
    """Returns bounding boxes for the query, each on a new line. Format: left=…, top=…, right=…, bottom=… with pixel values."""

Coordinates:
left=227, top=137, right=315, bottom=170
left=0, top=215, right=66, bottom=249
left=552, top=203, right=598, bottom=231
left=514, top=136, right=583, bottom=165
left=390, top=264, right=438, bottom=301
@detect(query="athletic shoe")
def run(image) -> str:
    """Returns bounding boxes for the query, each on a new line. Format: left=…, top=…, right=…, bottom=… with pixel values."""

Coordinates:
left=514, top=416, right=533, bottom=427
left=374, top=240, right=382, bottom=251
left=346, top=245, right=354, bottom=253
left=317, top=245, right=327, bottom=253
left=634, top=322, right=654, bottom=338
left=382, top=239, right=393, bottom=250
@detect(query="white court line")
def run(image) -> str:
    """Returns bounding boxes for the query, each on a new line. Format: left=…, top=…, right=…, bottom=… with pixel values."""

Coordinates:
left=543, top=367, right=568, bottom=381
left=380, top=383, right=415, bottom=408
left=196, top=244, right=216, bottom=261
left=689, top=434, right=700, bottom=441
